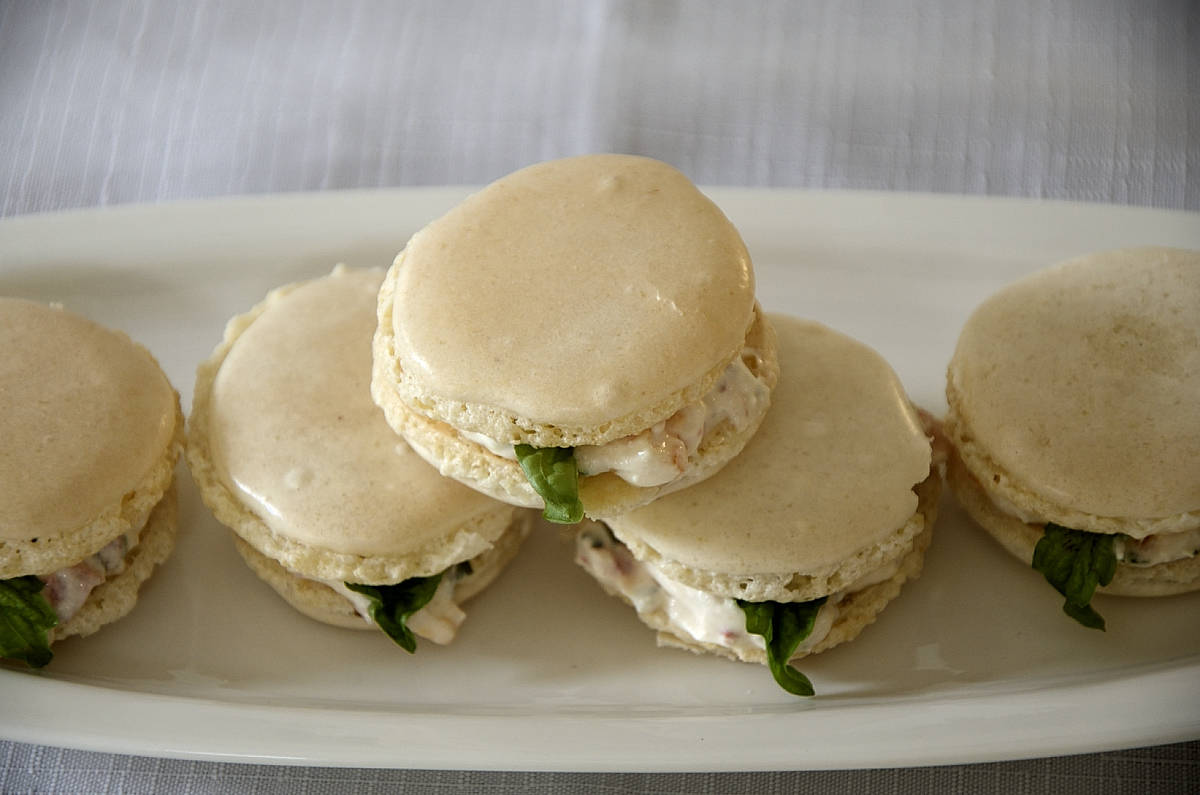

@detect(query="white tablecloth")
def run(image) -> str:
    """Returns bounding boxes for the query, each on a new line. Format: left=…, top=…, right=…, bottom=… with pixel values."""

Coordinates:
left=1, top=1, right=1197, bottom=792
left=3, top=0, right=1196, bottom=216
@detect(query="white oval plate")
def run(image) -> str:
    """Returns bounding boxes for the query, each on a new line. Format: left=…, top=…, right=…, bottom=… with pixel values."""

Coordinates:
left=1, top=189, right=1197, bottom=770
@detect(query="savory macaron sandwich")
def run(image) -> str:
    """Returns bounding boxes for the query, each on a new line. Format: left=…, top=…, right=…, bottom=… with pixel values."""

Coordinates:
left=575, top=315, right=941, bottom=696
left=945, top=247, right=1200, bottom=629
left=1, top=298, right=183, bottom=668
left=188, top=267, right=534, bottom=652
left=372, top=154, right=779, bottom=523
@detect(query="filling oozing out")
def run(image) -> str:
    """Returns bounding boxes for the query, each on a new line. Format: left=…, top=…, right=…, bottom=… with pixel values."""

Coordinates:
left=39, top=523, right=145, bottom=625
left=574, top=523, right=901, bottom=661
left=1113, top=526, right=1200, bottom=567
left=462, top=348, right=771, bottom=488
left=322, top=568, right=465, bottom=646
left=308, top=560, right=477, bottom=647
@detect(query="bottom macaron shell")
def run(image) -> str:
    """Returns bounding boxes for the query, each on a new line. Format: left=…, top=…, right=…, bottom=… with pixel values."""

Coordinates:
left=947, top=450, right=1200, bottom=598
left=48, top=481, right=179, bottom=643
left=652, top=472, right=940, bottom=667
left=230, top=510, right=535, bottom=631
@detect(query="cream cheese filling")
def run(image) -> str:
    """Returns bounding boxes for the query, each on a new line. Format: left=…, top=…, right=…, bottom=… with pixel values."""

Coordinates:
left=576, top=524, right=899, bottom=661
left=314, top=566, right=467, bottom=646
left=1113, top=527, right=1200, bottom=567
left=462, top=348, right=770, bottom=488
left=39, top=522, right=146, bottom=625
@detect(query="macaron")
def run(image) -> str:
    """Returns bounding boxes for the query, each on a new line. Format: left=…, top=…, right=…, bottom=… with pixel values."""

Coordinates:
left=1, top=298, right=183, bottom=667
left=372, top=154, right=779, bottom=523
left=575, top=314, right=941, bottom=695
left=945, top=247, right=1200, bottom=628
left=188, top=267, right=533, bottom=651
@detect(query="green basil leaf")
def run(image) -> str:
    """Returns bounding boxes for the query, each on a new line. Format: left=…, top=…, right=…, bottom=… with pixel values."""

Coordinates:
left=514, top=444, right=585, bottom=524
left=0, top=576, right=59, bottom=668
left=345, top=573, right=444, bottom=653
left=1031, top=523, right=1116, bottom=631
left=736, top=597, right=828, bottom=697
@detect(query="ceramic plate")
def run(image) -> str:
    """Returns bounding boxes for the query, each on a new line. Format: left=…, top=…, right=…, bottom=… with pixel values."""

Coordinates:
left=1, top=189, right=1197, bottom=770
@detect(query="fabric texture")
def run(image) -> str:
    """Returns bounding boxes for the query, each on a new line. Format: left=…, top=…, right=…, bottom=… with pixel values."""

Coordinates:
left=2, top=741, right=1199, bottom=794
left=0, top=0, right=1196, bottom=217
left=0, top=0, right=1197, bottom=791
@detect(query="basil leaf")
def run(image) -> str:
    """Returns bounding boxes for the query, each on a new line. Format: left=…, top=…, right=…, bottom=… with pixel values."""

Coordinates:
left=736, top=597, right=828, bottom=696
left=345, top=573, right=444, bottom=653
left=0, top=576, right=59, bottom=668
left=1031, top=523, right=1117, bottom=630
left=514, top=444, right=585, bottom=524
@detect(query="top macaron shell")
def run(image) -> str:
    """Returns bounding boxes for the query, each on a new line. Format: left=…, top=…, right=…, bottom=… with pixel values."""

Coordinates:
left=605, top=314, right=933, bottom=597
left=0, top=297, right=179, bottom=576
left=378, top=154, right=758, bottom=446
left=947, top=247, right=1200, bottom=530
left=188, top=267, right=519, bottom=584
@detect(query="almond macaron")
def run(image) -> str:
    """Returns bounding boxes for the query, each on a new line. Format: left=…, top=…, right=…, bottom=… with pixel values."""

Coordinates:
left=1, top=298, right=183, bottom=667
left=371, top=154, right=779, bottom=523
left=944, top=247, right=1200, bottom=629
left=576, top=315, right=941, bottom=695
left=188, top=267, right=533, bottom=652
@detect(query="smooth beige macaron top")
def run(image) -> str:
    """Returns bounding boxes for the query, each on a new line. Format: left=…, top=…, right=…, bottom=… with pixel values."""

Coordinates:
left=201, top=267, right=516, bottom=571
left=948, top=247, right=1200, bottom=526
left=606, top=314, right=932, bottom=581
left=0, top=297, right=177, bottom=542
left=385, top=154, right=756, bottom=441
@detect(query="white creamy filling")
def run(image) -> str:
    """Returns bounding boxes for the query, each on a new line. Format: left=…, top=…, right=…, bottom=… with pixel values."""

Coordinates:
left=1114, top=526, right=1200, bottom=567
left=986, top=492, right=1200, bottom=567
left=40, top=525, right=143, bottom=625
left=462, top=348, right=770, bottom=488
left=572, top=525, right=898, bottom=661
left=461, top=429, right=519, bottom=460
left=318, top=568, right=467, bottom=646
left=643, top=560, right=770, bottom=658
left=322, top=579, right=377, bottom=620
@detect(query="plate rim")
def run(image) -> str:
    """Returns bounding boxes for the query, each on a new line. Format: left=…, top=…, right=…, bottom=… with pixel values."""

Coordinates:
left=1, top=187, right=1198, bottom=770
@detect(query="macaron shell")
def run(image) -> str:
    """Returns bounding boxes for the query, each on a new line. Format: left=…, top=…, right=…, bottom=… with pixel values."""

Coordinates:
left=387, top=154, right=756, bottom=434
left=229, top=509, right=533, bottom=629
left=608, top=314, right=932, bottom=577
left=947, top=448, right=1200, bottom=597
left=189, top=267, right=516, bottom=583
left=653, top=519, right=934, bottom=666
left=948, top=247, right=1200, bottom=521
left=0, top=298, right=178, bottom=541
left=230, top=534, right=373, bottom=631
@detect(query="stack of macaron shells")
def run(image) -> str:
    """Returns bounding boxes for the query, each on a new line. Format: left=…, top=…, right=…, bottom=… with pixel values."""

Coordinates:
left=368, top=154, right=943, bottom=695
left=186, top=154, right=791, bottom=662
left=5, top=156, right=1193, bottom=701
left=0, top=155, right=942, bottom=696
left=0, top=297, right=183, bottom=667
